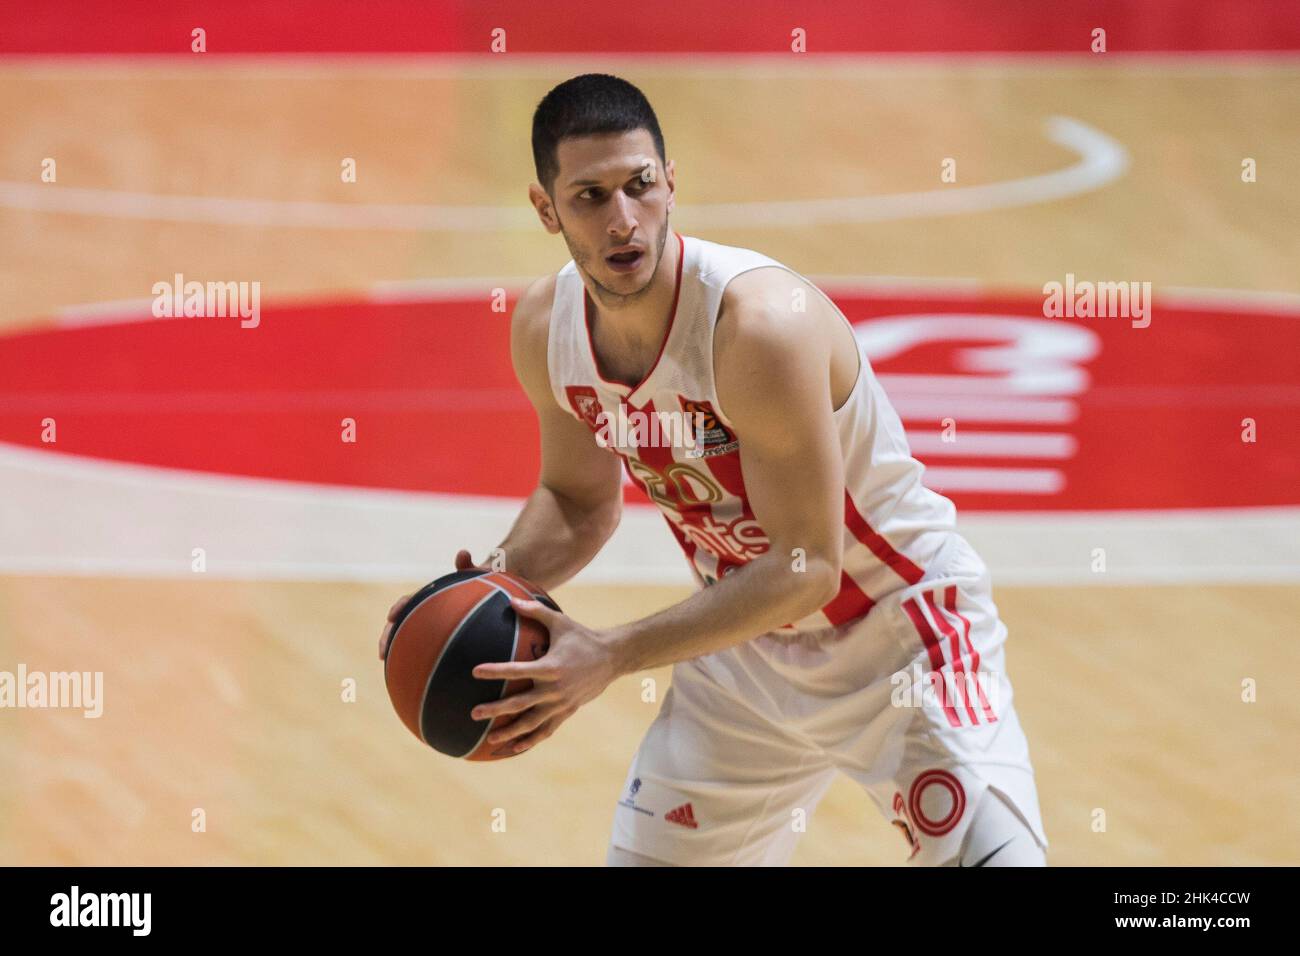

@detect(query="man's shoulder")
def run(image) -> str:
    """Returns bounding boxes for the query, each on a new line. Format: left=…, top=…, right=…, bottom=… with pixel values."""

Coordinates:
left=690, top=234, right=785, bottom=281
left=707, top=249, right=837, bottom=396
left=720, top=265, right=809, bottom=308
left=715, top=260, right=825, bottom=347
left=713, top=277, right=826, bottom=389
left=517, top=272, right=560, bottom=314
left=511, top=273, right=560, bottom=343
left=688, top=233, right=805, bottom=308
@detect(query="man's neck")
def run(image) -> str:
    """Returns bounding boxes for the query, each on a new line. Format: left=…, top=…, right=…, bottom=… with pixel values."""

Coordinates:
left=586, top=232, right=681, bottom=386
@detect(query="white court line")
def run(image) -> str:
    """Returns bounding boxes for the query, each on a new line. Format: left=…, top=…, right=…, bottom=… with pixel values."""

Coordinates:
left=907, top=431, right=1077, bottom=458
left=810, top=278, right=1300, bottom=311
left=47, top=270, right=1296, bottom=335
left=685, top=117, right=1127, bottom=227
left=1161, top=286, right=1300, bottom=313
left=55, top=296, right=171, bottom=327
left=924, top=467, right=1065, bottom=494
left=54, top=280, right=1300, bottom=330
left=50, top=279, right=542, bottom=327
left=880, top=373, right=1031, bottom=395
left=368, top=276, right=542, bottom=302
left=0, top=116, right=1127, bottom=230
left=892, top=396, right=1078, bottom=424
left=0, top=441, right=1296, bottom=586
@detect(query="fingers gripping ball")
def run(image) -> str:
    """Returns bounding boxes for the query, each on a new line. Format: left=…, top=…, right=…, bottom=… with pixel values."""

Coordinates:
left=383, top=568, right=560, bottom=760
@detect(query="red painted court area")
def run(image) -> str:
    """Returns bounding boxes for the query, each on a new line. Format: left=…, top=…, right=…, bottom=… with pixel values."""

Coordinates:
left=1, top=287, right=1295, bottom=511
left=4, top=0, right=1299, bottom=54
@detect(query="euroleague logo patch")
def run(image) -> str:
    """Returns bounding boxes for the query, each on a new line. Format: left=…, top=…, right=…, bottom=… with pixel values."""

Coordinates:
left=678, top=397, right=739, bottom=458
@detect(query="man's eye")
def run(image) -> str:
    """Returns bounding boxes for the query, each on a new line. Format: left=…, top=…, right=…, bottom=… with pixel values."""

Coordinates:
left=580, top=188, right=601, bottom=200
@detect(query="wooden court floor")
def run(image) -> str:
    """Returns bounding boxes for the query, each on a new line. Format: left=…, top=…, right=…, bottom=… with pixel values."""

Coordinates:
left=1, top=578, right=1296, bottom=865
left=1, top=59, right=1297, bottom=864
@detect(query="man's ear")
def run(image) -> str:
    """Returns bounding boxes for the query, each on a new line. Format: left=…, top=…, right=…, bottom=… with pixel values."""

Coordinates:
left=528, top=183, right=562, bottom=235
left=664, top=158, right=676, bottom=214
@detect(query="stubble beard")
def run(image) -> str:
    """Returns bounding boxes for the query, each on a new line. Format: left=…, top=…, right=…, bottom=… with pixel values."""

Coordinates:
left=560, top=215, right=670, bottom=310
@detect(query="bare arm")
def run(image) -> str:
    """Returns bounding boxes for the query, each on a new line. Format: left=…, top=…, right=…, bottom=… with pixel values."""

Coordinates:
left=489, top=275, right=624, bottom=592
left=379, top=276, right=624, bottom=659
left=606, top=270, right=846, bottom=673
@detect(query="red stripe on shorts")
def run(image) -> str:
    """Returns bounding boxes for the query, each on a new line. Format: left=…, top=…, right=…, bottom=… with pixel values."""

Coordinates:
left=901, top=596, right=962, bottom=728
left=946, top=585, right=997, bottom=723
left=924, top=589, right=979, bottom=725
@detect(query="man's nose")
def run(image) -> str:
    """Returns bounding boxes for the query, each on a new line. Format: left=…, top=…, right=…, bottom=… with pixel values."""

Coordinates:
left=607, top=190, right=638, bottom=235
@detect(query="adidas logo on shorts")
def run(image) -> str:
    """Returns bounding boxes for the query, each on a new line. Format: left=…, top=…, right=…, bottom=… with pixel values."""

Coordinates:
left=665, top=802, right=699, bottom=829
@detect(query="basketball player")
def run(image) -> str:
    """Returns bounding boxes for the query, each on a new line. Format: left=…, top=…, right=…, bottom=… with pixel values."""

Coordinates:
left=380, top=74, right=1049, bottom=867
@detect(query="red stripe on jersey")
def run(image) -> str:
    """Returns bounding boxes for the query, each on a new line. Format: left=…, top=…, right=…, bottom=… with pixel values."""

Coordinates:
left=924, top=589, right=979, bottom=725
left=672, top=396, right=747, bottom=515
left=693, top=431, right=745, bottom=497
left=629, top=399, right=720, bottom=577
left=901, top=596, right=962, bottom=728
left=661, top=510, right=701, bottom=572
left=626, top=401, right=695, bottom=505
left=612, top=443, right=705, bottom=575
left=690, top=423, right=761, bottom=579
left=635, top=397, right=757, bottom=580
left=946, top=585, right=997, bottom=723
left=843, top=489, right=925, bottom=585
left=821, top=571, right=875, bottom=626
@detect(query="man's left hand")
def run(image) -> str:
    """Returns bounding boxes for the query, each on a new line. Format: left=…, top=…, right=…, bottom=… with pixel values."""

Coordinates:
left=470, top=597, right=624, bottom=755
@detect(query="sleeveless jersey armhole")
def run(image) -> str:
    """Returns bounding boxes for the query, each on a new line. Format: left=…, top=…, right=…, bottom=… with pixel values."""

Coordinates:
left=708, top=264, right=863, bottom=427
left=545, top=271, right=577, bottom=417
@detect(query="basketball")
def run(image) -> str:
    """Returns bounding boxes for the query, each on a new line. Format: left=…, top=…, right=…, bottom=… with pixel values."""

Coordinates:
left=383, top=567, right=561, bottom=760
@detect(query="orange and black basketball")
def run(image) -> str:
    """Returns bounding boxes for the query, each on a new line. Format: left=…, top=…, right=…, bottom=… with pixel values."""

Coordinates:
left=383, top=568, right=560, bottom=760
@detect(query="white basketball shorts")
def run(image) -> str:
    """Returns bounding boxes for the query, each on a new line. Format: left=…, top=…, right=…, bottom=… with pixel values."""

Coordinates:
left=607, top=533, right=1049, bottom=866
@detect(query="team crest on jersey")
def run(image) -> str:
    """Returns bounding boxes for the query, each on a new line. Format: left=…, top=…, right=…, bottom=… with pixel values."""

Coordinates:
left=565, top=385, right=605, bottom=432
left=678, top=397, right=739, bottom=458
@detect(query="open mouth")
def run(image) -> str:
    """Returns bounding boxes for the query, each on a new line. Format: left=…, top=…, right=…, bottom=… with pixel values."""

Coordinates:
left=606, top=250, right=644, bottom=272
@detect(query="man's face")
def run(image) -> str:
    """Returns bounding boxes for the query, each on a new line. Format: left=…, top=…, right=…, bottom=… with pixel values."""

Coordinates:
left=533, top=129, right=675, bottom=305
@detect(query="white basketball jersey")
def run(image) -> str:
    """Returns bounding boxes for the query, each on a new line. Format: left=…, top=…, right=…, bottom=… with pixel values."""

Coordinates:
left=547, top=231, right=959, bottom=632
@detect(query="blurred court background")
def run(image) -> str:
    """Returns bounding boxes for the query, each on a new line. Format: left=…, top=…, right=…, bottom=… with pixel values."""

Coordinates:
left=1, top=0, right=1298, bottom=865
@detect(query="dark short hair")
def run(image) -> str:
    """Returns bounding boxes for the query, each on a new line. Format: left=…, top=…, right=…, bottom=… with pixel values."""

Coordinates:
left=531, top=74, right=666, bottom=194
